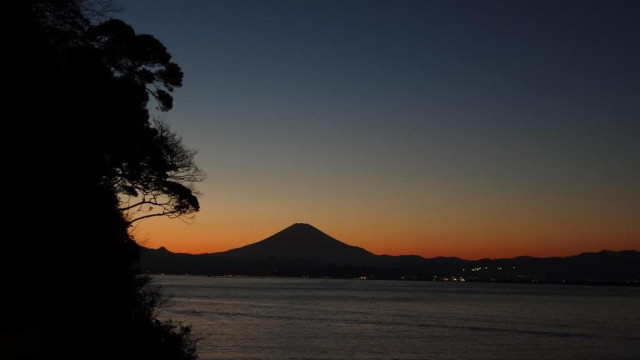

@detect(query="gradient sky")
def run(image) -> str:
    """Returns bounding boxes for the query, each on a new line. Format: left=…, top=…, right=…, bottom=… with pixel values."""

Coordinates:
left=117, top=0, right=639, bottom=259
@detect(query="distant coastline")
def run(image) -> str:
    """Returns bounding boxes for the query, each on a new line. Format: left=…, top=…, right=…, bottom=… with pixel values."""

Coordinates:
left=139, top=224, right=639, bottom=286
left=148, top=273, right=639, bottom=287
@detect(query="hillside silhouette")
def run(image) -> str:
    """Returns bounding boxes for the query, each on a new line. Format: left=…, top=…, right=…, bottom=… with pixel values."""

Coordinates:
left=141, top=224, right=639, bottom=284
left=4, top=2, right=200, bottom=359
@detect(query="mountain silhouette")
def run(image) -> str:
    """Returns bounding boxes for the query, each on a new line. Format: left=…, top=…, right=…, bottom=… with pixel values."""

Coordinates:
left=213, top=223, right=376, bottom=265
left=139, top=223, right=639, bottom=284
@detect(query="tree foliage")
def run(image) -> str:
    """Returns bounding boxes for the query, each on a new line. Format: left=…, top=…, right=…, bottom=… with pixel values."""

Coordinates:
left=89, top=19, right=183, bottom=111
left=85, top=18, right=201, bottom=224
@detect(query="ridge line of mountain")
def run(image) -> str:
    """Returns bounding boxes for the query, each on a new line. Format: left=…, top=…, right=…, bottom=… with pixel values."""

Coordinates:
left=139, top=223, right=639, bottom=284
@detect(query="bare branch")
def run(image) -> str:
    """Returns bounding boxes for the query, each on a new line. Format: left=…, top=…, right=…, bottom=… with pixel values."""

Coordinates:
left=127, top=212, right=174, bottom=225
left=118, top=200, right=156, bottom=211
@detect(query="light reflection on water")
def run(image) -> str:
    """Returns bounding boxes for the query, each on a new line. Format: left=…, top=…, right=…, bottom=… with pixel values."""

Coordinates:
left=152, top=276, right=640, bottom=360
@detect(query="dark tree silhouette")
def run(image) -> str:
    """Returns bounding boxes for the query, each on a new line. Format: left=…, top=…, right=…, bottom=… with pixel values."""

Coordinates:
left=85, top=17, right=202, bottom=225
left=116, top=119, right=204, bottom=225
left=88, top=19, right=183, bottom=111
left=2, top=1, right=201, bottom=359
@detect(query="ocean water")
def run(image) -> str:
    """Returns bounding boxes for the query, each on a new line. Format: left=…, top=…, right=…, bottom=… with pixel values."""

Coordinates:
left=152, top=276, right=640, bottom=360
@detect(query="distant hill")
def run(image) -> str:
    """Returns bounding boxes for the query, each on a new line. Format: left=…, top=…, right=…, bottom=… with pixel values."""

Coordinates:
left=139, top=223, right=639, bottom=284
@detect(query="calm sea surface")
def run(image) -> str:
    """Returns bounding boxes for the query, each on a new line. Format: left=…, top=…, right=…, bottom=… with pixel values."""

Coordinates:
left=152, top=276, right=640, bottom=360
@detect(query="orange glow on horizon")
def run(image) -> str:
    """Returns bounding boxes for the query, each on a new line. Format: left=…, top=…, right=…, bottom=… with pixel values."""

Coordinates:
left=132, top=215, right=640, bottom=261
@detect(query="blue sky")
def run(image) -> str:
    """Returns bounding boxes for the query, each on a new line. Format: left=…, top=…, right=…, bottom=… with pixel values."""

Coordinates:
left=118, top=0, right=639, bottom=258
